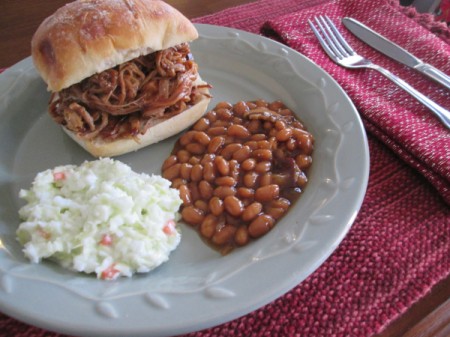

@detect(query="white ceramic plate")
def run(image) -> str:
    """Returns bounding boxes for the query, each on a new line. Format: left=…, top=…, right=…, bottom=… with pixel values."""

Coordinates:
left=0, top=24, right=369, bottom=337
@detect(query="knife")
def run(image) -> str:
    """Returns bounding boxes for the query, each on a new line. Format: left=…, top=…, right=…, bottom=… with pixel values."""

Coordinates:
left=342, top=17, right=450, bottom=91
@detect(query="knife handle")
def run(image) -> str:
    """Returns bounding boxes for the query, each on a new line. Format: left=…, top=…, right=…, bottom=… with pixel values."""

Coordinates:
left=415, top=63, right=450, bottom=91
left=373, top=65, right=450, bottom=129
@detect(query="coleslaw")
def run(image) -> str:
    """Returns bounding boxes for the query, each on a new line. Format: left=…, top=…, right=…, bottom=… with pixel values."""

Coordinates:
left=16, top=158, right=182, bottom=280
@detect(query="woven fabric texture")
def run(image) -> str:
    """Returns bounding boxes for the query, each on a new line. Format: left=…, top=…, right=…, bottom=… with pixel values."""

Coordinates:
left=263, top=0, right=450, bottom=205
left=1, top=1, right=449, bottom=336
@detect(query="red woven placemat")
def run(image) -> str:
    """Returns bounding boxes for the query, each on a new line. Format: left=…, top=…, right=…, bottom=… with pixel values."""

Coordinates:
left=1, top=1, right=449, bottom=336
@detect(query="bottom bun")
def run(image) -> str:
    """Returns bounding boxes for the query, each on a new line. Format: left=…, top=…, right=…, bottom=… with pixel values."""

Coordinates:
left=63, top=84, right=211, bottom=157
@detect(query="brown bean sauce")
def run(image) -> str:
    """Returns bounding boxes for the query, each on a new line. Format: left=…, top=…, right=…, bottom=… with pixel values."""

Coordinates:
left=162, top=99, right=314, bottom=255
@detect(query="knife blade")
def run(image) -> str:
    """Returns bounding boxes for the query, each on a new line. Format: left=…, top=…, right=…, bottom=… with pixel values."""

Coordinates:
left=342, top=17, right=450, bottom=91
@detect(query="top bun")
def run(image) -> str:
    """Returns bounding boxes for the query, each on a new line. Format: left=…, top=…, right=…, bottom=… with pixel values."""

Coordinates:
left=31, top=0, right=199, bottom=92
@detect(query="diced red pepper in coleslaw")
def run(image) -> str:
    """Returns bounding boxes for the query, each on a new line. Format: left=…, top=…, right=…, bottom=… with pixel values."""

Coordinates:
left=101, top=264, right=120, bottom=280
left=163, top=219, right=176, bottom=235
left=53, top=171, right=66, bottom=181
left=99, top=234, right=113, bottom=246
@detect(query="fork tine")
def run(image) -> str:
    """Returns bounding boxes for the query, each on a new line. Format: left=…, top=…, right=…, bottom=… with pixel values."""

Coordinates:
left=313, top=16, right=346, bottom=59
left=308, top=18, right=340, bottom=61
left=322, top=15, right=355, bottom=56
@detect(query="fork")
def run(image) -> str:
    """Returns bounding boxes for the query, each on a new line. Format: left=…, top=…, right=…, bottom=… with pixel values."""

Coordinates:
left=309, top=15, right=450, bottom=130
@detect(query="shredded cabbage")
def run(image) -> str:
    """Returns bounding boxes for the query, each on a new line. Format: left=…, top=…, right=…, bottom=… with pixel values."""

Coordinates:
left=16, top=158, right=182, bottom=280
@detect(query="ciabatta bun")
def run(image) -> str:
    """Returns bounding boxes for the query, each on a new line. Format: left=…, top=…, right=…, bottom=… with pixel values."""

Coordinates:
left=32, top=0, right=199, bottom=92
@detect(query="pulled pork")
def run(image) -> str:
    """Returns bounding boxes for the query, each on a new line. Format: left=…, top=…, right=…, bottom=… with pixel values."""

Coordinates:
left=49, top=43, right=210, bottom=141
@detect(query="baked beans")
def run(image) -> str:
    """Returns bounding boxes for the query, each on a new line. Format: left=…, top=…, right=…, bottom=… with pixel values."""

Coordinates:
left=162, top=100, right=314, bottom=254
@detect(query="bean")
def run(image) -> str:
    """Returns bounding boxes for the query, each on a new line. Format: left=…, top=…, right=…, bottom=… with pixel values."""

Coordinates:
left=221, top=143, right=242, bottom=160
left=216, top=176, right=237, bottom=187
left=187, top=182, right=200, bottom=202
left=251, top=134, right=267, bottom=141
left=276, top=128, right=292, bottom=142
left=244, top=140, right=258, bottom=150
left=177, top=149, right=191, bottom=163
left=186, top=143, right=206, bottom=155
left=232, top=145, right=251, bottom=163
left=266, top=207, right=287, bottom=220
left=269, top=100, right=286, bottom=112
left=200, top=153, right=215, bottom=165
left=247, top=120, right=262, bottom=133
left=171, top=178, right=187, bottom=189
left=199, top=180, right=213, bottom=200
left=255, top=99, right=268, bottom=107
left=209, top=197, right=224, bottom=216
left=162, top=155, right=177, bottom=170
left=203, top=162, right=216, bottom=182
left=200, top=214, right=218, bottom=239
left=296, top=154, right=312, bottom=170
left=297, top=171, right=308, bottom=188
left=298, top=136, right=314, bottom=155
left=242, top=202, right=262, bottom=221
left=180, top=163, right=193, bottom=180
left=241, top=158, right=256, bottom=171
left=279, top=108, right=293, bottom=116
left=229, top=160, right=240, bottom=180
left=228, top=124, right=251, bottom=138
left=181, top=206, right=205, bottom=226
left=271, top=173, right=291, bottom=187
left=248, top=214, right=274, bottom=238
left=206, top=110, right=217, bottom=122
left=255, top=161, right=271, bottom=173
left=214, top=186, right=236, bottom=199
left=243, top=172, right=258, bottom=188
left=208, top=136, right=225, bottom=153
left=194, top=200, right=209, bottom=213
left=270, top=197, right=291, bottom=210
left=237, top=187, right=254, bottom=199
left=179, top=184, right=192, bottom=206
left=246, top=101, right=257, bottom=109
left=233, top=101, right=249, bottom=116
left=179, top=131, right=196, bottom=146
left=234, top=226, right=250, bottom=246
left=193, top=117, right=210, bottom=131
left=212, top=120, right=229, bottom=127
left=193, top=131, right=211, bottom=145
left=207, top=126, right=227, bottom=136
left=269, top=136, right=278, bottom=149
left=255, top=184, right=280, bottom=202
left=274, top=120, right=287, bottom=130
left=162, top=163, right=181, bottom=180
left=286, top=138, right=296, bottom=151
left=253, top=149, right=272, bottom=161
left=189, top=156, right=201, bottom=165
left=212, top=225, right=236, bottom=246
left=215, top=156, right=230, bottom=176
left=257, top=140, right=270, bottom=149
left=190, top=164, right=203, bottom=182
left=260, top=173, right=272, bottom=186
left=224, top=196, right=244, bottom=217
left=216, top=101, right=233, bottom=110
left=292, top=128, right=311, bottom=142
left=232, top=117, right=243, bottom=124
left=217, top=108, right=233, bottom=120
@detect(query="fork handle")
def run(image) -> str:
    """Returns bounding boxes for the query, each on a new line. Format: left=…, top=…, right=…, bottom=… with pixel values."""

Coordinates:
left=373, top=65, right=450, bottom=129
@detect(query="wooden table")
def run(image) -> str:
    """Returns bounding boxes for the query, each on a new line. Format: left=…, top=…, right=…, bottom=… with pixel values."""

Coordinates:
left=0, top=1, right=449, bottom=336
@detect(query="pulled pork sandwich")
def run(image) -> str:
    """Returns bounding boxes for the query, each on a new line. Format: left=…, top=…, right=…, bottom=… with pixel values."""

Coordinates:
left=31, top=0, right=211, bottom=157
